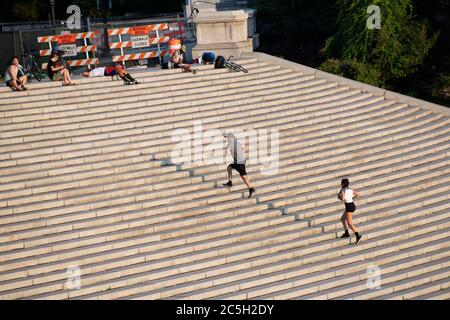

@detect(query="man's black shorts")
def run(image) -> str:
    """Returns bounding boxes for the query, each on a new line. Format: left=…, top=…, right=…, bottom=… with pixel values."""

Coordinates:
left=229, top=163, right=247, bottom=176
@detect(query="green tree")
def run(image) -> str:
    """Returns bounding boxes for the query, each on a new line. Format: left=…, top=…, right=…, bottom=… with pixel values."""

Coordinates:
left=321, top=0, right=438, bottom=86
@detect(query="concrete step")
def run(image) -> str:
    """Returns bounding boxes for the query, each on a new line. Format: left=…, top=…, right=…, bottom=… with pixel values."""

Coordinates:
left=324, top=264, right=450, bottom=300
left=0, top=81, right=344, bottom=165
left=0, top=91, right=379, bottom=180
left=0, top=118, right=446, bottom=238
left=0, top=84, right=353, bottom=172
left=0, top=96, right=390, bottom=198
left=0, top=204, right=286, bottom=253
left=0, top=59, right=259, bottom=96
left=374, top=277, right=449, bottom=300
left=3, top=181, right=448, bottom=296
left=410, top=285, right=450, bottom=300
left=0, top=193, right=260, bottom=235
left=0, top=211, right=303, bottom=270
left=0, top=157, right=177, bottom=193
left=0, top=115, right=446, bottom=220
left=0, top=54, right=448, bottom=300
left=110, top=216, right=449, bottom=300
left=60, top=212, right=450, bottom=299
left=164, top=106, right=441, bottom=170
left=1, top=61, right=264, bottom=105
left=0, top=218, right=320, bottom=293
left=186, top=115, right=450, bottom=180
left=2, top=217, right=310, bottom=299
left=0, top=102, right=428, bottom=208
left=0, top=87, right=365, bottom=178
left=288, top=165, right=450, bottom=222
left=1, top=125, right=446, bottom=248
left=0, top=67, right=307, bottom=131
left=156, top=106, right=436, bottom=166
left=288, top=257, right=450, bottom=300
left=223, top=244, right=450, bottom=300
left=0, top=62, right=287, bottom=124
left=319, top=190, right=450, bottom=234
left=203, top=226, right=449, bottom=300
left=0, top=58, right=259, bottom=99
left=0, top=65, right=291, bottom=142
left=2, top=204, right=446, bottom=298
left=0, top=76, right=333, bottom=153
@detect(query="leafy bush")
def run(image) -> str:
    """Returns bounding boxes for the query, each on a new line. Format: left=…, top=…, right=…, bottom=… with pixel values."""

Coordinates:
left=432, top=74, right=450, bottom=100
left=323, top=0, right=438, bottom=84
left=320, top=58, right=382, bottom=87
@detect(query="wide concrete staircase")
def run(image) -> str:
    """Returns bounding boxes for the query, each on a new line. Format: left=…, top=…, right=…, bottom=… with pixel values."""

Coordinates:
left=0, top=55, right=449, bottom=300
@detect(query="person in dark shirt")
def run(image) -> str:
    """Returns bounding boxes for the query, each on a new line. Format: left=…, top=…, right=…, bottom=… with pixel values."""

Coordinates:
left=47, top=51, right=75, bottom=85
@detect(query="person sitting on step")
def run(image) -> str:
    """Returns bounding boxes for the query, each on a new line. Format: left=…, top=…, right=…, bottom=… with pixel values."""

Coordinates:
left=170, top=45, right=197, bottom=74
left=47, top=50, right=75, bottom=86
left=4, top=56, right=28, bottom=91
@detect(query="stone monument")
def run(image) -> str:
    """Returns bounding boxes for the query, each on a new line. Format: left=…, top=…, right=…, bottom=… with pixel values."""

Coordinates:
left=187, top=0, right=254, bottom=58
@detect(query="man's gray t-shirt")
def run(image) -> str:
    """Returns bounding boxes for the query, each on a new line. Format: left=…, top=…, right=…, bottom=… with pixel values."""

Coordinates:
left=229, top=139, right=246, bottom=164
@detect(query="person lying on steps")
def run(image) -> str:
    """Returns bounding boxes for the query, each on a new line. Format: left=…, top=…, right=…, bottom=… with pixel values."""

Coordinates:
left=81, top=64, right=141, bottom=85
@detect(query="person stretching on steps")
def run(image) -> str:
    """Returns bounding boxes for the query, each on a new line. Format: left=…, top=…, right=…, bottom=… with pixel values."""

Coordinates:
left=81, top=64, right=140, bottom=85
left=223, top=133, right=256, bottom=198
left=338, top=178, right=362, bottom=244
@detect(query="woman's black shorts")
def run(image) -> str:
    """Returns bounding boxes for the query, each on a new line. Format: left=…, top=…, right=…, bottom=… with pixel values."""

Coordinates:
left=345, top=202, right=356, bottom=213
left=229, top=163, right=247, bottom=177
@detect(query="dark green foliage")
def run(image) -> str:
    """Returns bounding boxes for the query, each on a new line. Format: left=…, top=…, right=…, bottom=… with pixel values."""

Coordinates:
left=322, top=0, right=438, bottom=85
left=432, top=73, right=450, bottom=100
left=320, top=58, right=382, bottom=86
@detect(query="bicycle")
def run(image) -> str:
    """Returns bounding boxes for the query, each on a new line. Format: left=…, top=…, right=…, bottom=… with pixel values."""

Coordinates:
left=224, top=56, right=249, bottom=73
left=21, top=51, right=44, bottom=81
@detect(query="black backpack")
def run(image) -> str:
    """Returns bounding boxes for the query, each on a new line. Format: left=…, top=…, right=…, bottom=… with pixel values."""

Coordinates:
left=215, top=55, right=226, bottom=69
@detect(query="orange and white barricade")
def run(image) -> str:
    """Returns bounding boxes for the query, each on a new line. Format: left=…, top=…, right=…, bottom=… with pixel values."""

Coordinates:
left=108, top=23, right=185, bottom=63
left=37, top=31, right=99, bottom=69
left=165, top=22, right=186, bottom=39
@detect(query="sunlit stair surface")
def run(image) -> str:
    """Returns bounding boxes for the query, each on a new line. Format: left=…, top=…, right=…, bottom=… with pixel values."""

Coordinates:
left=0, top=53, right=449, bottom=300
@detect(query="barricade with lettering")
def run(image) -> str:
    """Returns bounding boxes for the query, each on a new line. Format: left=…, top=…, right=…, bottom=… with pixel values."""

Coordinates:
left=37, top=31, right=100, bottom=69
left=108, top=22, right=186, bottom=63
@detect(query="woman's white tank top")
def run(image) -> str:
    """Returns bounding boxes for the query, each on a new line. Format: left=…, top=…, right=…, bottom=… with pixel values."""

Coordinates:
left=342, top=188, right=354, bottom=203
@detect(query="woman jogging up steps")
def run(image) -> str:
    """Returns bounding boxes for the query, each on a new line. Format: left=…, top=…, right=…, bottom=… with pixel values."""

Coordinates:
left=338, top=179, right=362, bottom=245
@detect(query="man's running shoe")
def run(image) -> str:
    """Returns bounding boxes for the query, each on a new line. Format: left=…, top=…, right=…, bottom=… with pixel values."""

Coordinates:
left=355, top=233, right=362, bottom=245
